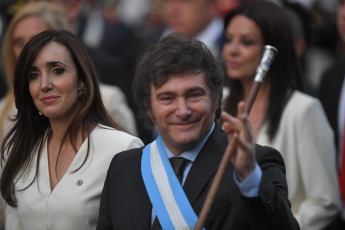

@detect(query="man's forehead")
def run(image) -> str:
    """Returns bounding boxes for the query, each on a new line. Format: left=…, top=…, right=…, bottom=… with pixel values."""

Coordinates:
left=151, top=72, right=207, bottom=91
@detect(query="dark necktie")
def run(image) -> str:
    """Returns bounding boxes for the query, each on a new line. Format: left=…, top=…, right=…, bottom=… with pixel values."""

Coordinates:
left=151, top=157, right=188, bottom=230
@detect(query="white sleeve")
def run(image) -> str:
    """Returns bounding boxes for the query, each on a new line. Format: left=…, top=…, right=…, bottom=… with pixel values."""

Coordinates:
left=100, top=84, right=138, bottom=136
left=294, top=98, right=341, bottom=229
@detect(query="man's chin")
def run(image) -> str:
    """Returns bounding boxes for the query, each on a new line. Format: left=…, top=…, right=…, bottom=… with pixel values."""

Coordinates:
left=173, top=136, right=200, bottom=150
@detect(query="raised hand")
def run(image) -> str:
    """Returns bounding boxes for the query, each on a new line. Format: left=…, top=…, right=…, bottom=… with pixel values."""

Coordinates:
left=221, top=101, right=256, bottom=181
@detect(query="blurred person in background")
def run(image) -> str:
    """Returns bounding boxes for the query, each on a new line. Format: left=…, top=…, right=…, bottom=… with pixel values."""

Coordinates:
left=222, top=2, right=341, bottom=229
left=116, top=0, right=151, bottom=27
left=214, top=0, right=242, bottom=18
left=142, top=0, right=224, bottom=59
left=319, top=0, right=345, bottom=228
left=65, top=0, right=151, bottom=143
left=267, top=0, right=338, bottom=90
left=0, top=0, right=13, bottom=101
left=75, top=0, right=140, bottom=77
left=302, top=1, right=338, bottom=92
left=283, top=1, right=318, bottom=96
left=286, top=0, right=337, bottom=12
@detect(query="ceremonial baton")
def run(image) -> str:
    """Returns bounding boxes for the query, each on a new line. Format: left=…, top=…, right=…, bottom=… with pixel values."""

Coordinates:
left=194, top=45, right=278, bottom=230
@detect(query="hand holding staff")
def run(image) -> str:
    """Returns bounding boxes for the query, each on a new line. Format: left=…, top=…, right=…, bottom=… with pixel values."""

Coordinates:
left=194, top=45, right=278, bottom=230
left=221, top=102, right=256, bottom=181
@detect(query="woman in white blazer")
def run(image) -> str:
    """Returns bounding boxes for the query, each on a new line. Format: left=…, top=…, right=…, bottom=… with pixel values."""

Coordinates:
left=0, top=30, right=143, bottom=230
left=222, top=2, right=341, bottom=229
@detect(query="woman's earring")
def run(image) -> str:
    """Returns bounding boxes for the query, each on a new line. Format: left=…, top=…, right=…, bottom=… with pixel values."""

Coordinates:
left=78, top=82, right=86, bottom=97
left=39, top=111, right=42, bottom=115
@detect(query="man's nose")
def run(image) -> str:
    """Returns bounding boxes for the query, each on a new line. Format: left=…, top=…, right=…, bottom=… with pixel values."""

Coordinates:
left=175, top=98, right=191, bottom=118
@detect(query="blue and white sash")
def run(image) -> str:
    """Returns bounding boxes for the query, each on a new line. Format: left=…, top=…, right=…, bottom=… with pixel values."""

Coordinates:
left=141, top=136, right=203, bottom=229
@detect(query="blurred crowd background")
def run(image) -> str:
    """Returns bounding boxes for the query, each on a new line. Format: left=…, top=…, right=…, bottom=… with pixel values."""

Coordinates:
left=0, top=0, right=344, bottom=229
left=0, top=0, right=341, bottom=143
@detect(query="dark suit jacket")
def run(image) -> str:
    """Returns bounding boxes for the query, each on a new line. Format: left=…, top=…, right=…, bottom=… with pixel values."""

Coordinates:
left=319, top=57, right=345, bottom=230
left=319, top=57, right=345, bottom=154
left=97, top=125, right=299, bottom=230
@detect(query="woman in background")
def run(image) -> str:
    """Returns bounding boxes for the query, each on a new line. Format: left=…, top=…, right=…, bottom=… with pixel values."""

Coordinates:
left=222, top=2, right=341, bottom=229
left=1, top=29, right=143, bottom=230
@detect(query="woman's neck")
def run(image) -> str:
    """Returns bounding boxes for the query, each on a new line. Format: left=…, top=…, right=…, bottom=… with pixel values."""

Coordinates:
left=48, top=101, right=83, bottom=144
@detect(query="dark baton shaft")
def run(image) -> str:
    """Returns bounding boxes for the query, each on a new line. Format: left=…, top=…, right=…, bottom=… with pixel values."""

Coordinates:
left=194, top=45, right=278, bottom=230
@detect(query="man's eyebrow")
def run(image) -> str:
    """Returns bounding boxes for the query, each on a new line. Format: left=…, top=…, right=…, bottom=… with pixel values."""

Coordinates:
left=156, top=91, right=175, bottom=98
left=187, top=87, right=206, bottom=93
left=155, top=86, right=206, bottom=98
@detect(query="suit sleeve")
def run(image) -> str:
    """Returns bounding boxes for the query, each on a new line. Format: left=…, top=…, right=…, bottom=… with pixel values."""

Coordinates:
left=240, top=145, right=300, bottom=230
left=96, top=157, right=115, bottom=230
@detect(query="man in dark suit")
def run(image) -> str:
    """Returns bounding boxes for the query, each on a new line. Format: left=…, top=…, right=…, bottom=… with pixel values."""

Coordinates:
left=319, top=56, right=345, bottom=229
left=319, top=0, right=345, bottom=227
left=319, top=0, right=345, bottom=156
left=319, top=58, right=345, bottom=156
left=97, top=33, right=299, bottom=230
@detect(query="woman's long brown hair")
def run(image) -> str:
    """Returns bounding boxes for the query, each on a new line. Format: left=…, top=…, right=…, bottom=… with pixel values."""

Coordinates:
left=1, top=30, right=126, bottom=207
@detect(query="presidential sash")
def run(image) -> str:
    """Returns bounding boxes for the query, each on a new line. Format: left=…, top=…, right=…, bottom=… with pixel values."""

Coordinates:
left=141, top=136, right=204, bottom=229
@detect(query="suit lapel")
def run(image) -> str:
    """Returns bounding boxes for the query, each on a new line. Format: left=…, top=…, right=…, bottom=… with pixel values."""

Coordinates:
left=133, top=187, right=152, bottom=229
left=183, top=124, right=228, bottom=206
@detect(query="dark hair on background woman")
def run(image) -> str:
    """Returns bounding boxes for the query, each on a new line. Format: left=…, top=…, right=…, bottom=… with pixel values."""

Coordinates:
left=223, top=1, right=303, bottom=140
left=0, top=30, right=125, bottom=206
